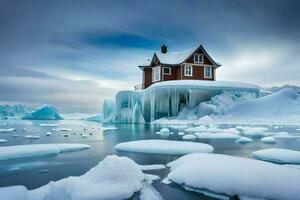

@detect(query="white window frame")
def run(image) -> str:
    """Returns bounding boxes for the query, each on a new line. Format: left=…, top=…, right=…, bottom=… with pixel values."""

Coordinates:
left=152, top=66, right=161, bottom=82
left=184, top=65, right=193, bottom=76
left=204, top=66, right=212, bottom=78
left=194, top=54, right=204, bottom=64
left=163, top=67, right=171, bottom=75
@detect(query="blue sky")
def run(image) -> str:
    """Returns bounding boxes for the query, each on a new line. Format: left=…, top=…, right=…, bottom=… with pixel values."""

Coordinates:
left=0, top=0, right=300, bottom=113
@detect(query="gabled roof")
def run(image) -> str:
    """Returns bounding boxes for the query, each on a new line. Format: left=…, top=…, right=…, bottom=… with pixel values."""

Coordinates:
left=138, top=45, right=221, bottom=69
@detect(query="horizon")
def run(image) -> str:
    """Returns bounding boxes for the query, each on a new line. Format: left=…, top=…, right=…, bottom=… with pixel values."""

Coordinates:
left=1, top=0, right=300, bottom=113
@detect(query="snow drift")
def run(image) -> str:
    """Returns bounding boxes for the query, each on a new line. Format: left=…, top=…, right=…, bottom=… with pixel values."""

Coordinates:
left=22, top=104, right=63, bottom=120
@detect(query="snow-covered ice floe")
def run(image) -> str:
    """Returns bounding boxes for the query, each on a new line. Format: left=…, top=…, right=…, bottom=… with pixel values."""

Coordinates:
left=0, top=139, right=7, bottom=143
left=182, top=134, right=197, bottom=140
left=0, top=143, right=90, bottom=161
left=102, top=126, right=118, bottom=131
left=139, top=164, right=166, bottom=171
left=39, top=124, right=58, bottom=127
left=252, top=148, right=300, bottom=164
left=0, top=155, right=150, bottom=200
left=0, top=128, right=16, bottom=133
left=261, top=137, right=276, bottom=144
left=25, top=135, right=40, bottom=139
left=22, top=104, right=63, bottom=120
left=115, top=140, right=214, bottom=155
left=167, top=153, right=300, bottom=200
left=235, top=137, right=253, bottom=144
left=195, top=132, right=240, bottom=139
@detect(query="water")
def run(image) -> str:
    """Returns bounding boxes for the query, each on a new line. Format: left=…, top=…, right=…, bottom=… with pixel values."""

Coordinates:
left=0, top=119, right=300, bottom=199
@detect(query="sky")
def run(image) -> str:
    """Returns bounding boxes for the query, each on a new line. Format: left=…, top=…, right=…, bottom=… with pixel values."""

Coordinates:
left=0, top=0, right=300, bottom=113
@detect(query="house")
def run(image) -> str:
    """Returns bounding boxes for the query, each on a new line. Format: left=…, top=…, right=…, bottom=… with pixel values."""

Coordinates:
left=137, top=44, right=221, bottom=89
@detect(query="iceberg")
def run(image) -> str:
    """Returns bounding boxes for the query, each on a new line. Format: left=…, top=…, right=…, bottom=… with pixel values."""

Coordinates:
left=252, top=148, right=300, bottom=164
left=85, top=114, right=103, bottom=122
left=0, top=155, right=146, bottom=200
left=22, top=104, right=63, bottom=120
left=0, top=143, right=90, bottom=161
left=103, top=80, right=259, bottom=123
left=115, top=140, right=214, bottom=155
left=167, top=153, right=300, bottom=200
left=0, top=104, right=32, bottom=119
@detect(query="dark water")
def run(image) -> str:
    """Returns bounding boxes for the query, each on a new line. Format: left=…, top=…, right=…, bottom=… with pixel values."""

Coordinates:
left=0, top=119, right=300, bottom=200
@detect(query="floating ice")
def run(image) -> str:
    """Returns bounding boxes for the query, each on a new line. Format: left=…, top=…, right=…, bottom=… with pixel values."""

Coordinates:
left=139, top=182, right=163, bottom=200
left=22, top=104, right=63, bottom=120
left=0, top=143, right=90, bottom=161
left=235, top=137, right=253, bottom=144
left=252, top=148, right=300, bottom=164
left=81, top=134, right=89, bottom=138
left=140, top=164, right=166, bottom=171
left=45, top=132, right=52, bottom=136
left=241, top=127, right=269, bottom=138
left=39, top=124, right=58, bottom=127
left=0, top=128, right=16, bottom=133
left=85, top=114, right=104, bottom=122
left=58, top=128, right=72, bottom=131
left=182, top=134, right=197, bottom=140
left=195, top=132, right=240, bottom=139
left=178, top=132, right=185, bottom=136
left=261, top=137, right=276, bottom=144
left=167, top=153, right=300, bottom=200
left=102, top=126, right=118, bottom=131
left=0, top=104, right=32, bottom=119
left=0, top=155, right=145, bottom=200
left=185, top=126, right=239, bottom=134
left=25, top=135, right=40, bottom=139
left=115, top=140, right=214, bottom=155
left=0, top=139, right=7, bottom=143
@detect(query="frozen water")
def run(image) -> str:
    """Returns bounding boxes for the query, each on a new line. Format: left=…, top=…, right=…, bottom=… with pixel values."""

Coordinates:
left=25, top=135, right=40, bottom=139
left=22, top=104, right=63, bottom=120
left=39, top=124, right=58, bottom=127
left=0, top=139, right=7, bottom=143
left=235, top=137, right=253, bottom=144
left=115, top=140, right=214, bottom=155
left=182, top=134, right=197, bottom=140
left=261, top=137, right=276, bottom=144
left=167, top=153, right=300, bottom=200
left=178, top=132, right=185, bottom=136
left=0, top=104, right=32, bottom=119
left=45, top=132, right=52, bottom=136
left=140, top=164, right=166, bottom=171
left=0, top=143, right=90, bottom=161
left=139, top=182, right=163, bottom=200
left=252, top=148, right=300, bottom=164
left=0, top=128, right=16, bottom=133
left=195, top=132, right=240, bottom=139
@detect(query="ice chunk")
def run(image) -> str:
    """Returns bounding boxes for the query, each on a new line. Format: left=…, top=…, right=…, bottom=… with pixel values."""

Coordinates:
left=252, top=148, right=300, bottom=164
left=0, top=143, right=90, bottom=161
left=81, top=134, right=89, bottom=138
left=102, top=126, right=118, bottom=131
left=0, top=155, right=145, bottom=200
left=182, top=134, right=197, bottom=140
left=58, top=128, right=72, bottom=131
left=45, top=132, right=52, bottom=136
left=0, top=139, right=7, bottom=143
left=39, top=124, right=58, bottom=127
left=178, top=132, right=185, bottom=136
left=25, top=135, right=40, bottom=139
left=261, top=137, right=276, bottom=144
left=0, top=128, right=16, bottom=133
left=140, top=164, right=166, bottom=171
left=115, top=140, right=214, bottom=155
left=235, top=137, right=253, bottom=144
left=167, top=153, right=300, bottom=200
left=22, top=104, right=63, bottom=120
left=139, top=182, right=163, bottom=200
left=195, top=132, right=240, bottom=139
left=198, top=115, right=214, bottom=124
left=85, top=114, right=103, bottom=122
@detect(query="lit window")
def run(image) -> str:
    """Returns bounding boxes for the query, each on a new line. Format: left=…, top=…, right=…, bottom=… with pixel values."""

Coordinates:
left=184, top=65, right=193, bottom=76
left=204, top=66, right=212, bottom=78
left=163, top=67, right=171, bottom=75
left=152, top=66, right=161, bottom=82
left=194, top=54, right=203, bottom=63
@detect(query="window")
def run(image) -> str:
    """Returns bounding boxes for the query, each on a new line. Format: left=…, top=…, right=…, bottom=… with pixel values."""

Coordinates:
left=184, top=65, right=193, bottom=76
left=204, top=66, right=212, bottom=78
left=152, top=66, right=161, bottom=82
left=163, top=67, right=171, bottom=75
left=194, top=54, right=203, bottom=63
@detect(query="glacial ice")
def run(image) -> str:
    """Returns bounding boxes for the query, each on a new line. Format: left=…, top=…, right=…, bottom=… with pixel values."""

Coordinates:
left=103, top=80, right=259, bottom=123
left=85, top=114, right=103, bottom=122
left=252, top=148, right=300, bottom=164
left=22, top=104, right=63, bottom=120
left=0, top=143, right=90, bottom=161
left=167, top=153, right=300, bottom=200
left=115, top=140, right=214, bottom=155
left=0, top=104, right=32, bottom=119
left=0, top=155, right=146, bottom=200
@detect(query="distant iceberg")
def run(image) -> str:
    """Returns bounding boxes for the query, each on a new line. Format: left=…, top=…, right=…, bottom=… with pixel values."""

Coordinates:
left=103, top=80, right=260, bottom=123
left=0, top=104, right=32, bottom=119
left=22, top=104, right=63, bottom=120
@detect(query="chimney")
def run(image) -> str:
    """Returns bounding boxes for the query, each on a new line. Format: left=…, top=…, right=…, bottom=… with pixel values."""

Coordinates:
left=161, top=44, right=167, bottom=54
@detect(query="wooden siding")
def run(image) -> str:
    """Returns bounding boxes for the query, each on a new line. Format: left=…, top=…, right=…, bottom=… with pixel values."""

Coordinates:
left=162, top=66, right=178, bottom=81
left=181, top=65, right=215, bottom=81
left=185, top=48, right=213, bottom=65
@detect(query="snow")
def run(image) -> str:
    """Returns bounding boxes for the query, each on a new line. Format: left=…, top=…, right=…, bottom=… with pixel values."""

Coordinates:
left=22, top=104, right=63, bottom=120
left=195, top=132, right=240, bottom=139
left=0, top=128, right=16, bottom=133
left=261, top=137, right=276, bottom=144
left=0, top=155, right=145, bottom=200
left=167, top=153, right=300, bottom=200
left=252, top=148, right=300, bottom=164
left=0, top=139, right=7, bottom=143
left=140, top=164, right=166, bottom=171
left=182, top=134, right=197, bottom=140
left=39, top=124, right=58, bottom=127
left=0, top=143, right=90, bottom=161
left=115, top=140, right=214, bottom=155
left=235, top=137, right=253, bottom=144
left=25, top=135, right=40, bottom=139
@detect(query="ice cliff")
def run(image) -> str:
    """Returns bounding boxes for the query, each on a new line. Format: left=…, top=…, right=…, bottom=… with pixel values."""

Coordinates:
left=103, top=80, right=260, bottom=123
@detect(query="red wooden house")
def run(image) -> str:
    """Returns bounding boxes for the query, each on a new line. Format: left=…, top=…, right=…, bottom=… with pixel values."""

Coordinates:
left=137, top=45, right=221, bottom=89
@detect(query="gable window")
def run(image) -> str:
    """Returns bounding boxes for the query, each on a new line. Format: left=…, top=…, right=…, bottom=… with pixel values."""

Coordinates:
left=194, top=54, right=203, bottom=64
left=152, top=66, right=161, bottom=82
left=204, top=66, right=212, bottom=78
left=163, top=67, right=171, bottom=75
left=184, top=65, right=193, bottom=76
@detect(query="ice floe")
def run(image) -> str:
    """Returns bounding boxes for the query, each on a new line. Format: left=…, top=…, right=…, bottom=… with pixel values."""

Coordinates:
left=195, top=132, right=240, bottom=139
left=0, top=155, right=145, bottom=200
left=39, top=124, right=58, bottom=127
left=115, top=140, right=214, bottom=155
left=0, top=143, right=90, bottom=161
left=140, top=164, right=166, bottom=171
left=182, top=134, right=197, bottom=140
left=102, top=126, right=118, bottom=131
left=0, top=139, right=7, bottom=143
left=0, top=128, right=16, bottom=133
left=252, top=148, right=300, bottom=164
left=167, top=153, right=300, bottom=200
left=45, top=132, right=52, bottom=136
left=25, top=135, right=40, bottom=139
left=261, top=137, right=276, bottom=144
left=235, top=137, right=253, bottom=144
left=178, top=132, right=185, bottom=136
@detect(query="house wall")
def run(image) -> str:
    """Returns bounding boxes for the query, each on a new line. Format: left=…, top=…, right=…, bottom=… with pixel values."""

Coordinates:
left=185, top=48, right=214, bottom=65
left=180, top=65, right=215, bottom=81
left=162, top=66, right=179, bottom=81
left=143, top=68, right=153, bottom=89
